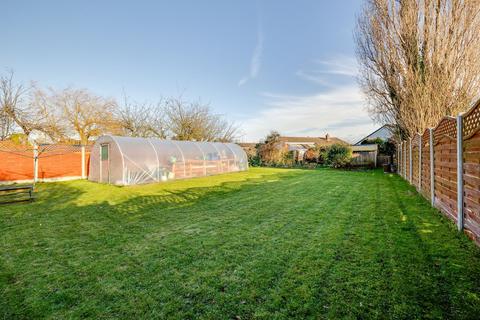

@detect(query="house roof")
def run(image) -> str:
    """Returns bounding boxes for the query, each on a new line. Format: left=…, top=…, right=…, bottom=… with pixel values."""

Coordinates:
left=351, top=144, right=378, bottom=152
left=354, top=125, right=394, bottom=145
left=237, top=142, right=257, bottom=148
left=279, top=136, right=347, bottom=146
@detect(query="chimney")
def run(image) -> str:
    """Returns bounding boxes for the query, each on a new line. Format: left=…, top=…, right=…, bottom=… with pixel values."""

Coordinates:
left=325, top=133, right=330, bottom=142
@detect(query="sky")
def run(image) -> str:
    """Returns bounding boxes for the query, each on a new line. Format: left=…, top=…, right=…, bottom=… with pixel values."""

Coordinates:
left=2, top=0, right=378, bottom=143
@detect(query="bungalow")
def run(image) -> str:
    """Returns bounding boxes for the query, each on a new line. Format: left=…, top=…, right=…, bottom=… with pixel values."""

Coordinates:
left=238, top=134, right=347, bottom=161
left=354, top=124, right=394, bottom=145
left=353, top=125, right=396, bottom=167
left=278, top=134, right=347, bottom=161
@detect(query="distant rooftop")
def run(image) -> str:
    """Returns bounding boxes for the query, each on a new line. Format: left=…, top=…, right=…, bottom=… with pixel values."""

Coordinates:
left=279, top=135, right=347, bottom=146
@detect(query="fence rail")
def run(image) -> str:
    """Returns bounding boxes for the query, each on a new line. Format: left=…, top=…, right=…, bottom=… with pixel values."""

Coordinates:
left=397, top=100, right=480, bottom=245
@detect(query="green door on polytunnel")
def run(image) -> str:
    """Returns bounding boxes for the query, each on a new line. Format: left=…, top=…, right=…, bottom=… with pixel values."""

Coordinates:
left=100, top=144, right=110, bottom=183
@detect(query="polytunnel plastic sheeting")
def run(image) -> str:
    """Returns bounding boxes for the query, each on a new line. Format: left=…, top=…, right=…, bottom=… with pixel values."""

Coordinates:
left=88, top=135, right=249, bottom=185
left=119, top=136, right=160, bottom=185
left=227, top=143, right=249, bottom=171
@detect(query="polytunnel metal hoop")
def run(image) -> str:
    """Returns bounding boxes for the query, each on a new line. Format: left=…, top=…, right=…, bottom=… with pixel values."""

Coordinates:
left=224, top=143, right=237, bottom=169
left=147, top=138, right=160, bottom=182
left=171, top=140, right=186, bottom=177
left=110, top=136, right=126, bottom=184
left=192, top=143, right=207, bottom=176
left=211, top=143, right=222, bottom=173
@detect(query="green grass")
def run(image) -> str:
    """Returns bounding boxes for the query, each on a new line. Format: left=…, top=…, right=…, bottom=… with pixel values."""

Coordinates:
left=1, top=168, right=480, bottom=319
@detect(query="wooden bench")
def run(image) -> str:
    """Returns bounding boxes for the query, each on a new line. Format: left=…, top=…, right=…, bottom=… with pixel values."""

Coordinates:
left=0, top=185, right=34, bottom=203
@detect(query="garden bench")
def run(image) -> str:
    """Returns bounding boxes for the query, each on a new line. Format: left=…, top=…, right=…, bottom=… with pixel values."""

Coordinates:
left=0, top=185, right=34, bottom=203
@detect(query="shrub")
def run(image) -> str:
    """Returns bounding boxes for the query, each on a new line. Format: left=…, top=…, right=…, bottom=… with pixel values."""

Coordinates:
left=257, top=131, right=287, bottom=166
left=248, top=154, right=262, bottom=167
left=361, top=138, right=395, bottom=156
left=282, top=150, right=295, bottom=167
left=323, top=144, right=352, bottom=168
left=304, top=147, right=320, bottom=163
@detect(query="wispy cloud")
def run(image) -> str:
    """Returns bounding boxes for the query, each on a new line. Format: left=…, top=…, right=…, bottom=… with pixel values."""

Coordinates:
left=296, top=56, right=358, bottom=86
left=241, top=85, right=376, bottom=143
left=238, top=22, right=264, bottom=86
left=239, top=56, right=376, bottom=143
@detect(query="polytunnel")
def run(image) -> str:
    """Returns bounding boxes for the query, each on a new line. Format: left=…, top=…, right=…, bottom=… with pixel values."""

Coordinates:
left=88, top=135, right=248, bottom=185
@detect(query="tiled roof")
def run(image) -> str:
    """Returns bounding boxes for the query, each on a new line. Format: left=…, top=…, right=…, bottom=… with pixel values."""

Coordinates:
left=279, top=136, right=347, bottom=145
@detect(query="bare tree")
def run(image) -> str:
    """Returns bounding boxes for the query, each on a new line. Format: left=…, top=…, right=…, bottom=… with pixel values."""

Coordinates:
left=164, top=97, right=239, bottom=142
left=355, top=0, right=480, bottom=138
left=0, top=70, right=40, bottom=137
left=28, top=86, right=67, bottom=142
left=257, top=131, right=285, bottom=164
left=0, top=103, right=14, bottom=140
left=53, top=88, right=118, bottom=145
left=116, top=94, right=166, bottom=138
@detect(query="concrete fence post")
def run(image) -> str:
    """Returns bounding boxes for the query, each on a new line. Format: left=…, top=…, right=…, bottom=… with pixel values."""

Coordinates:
left=404, top=141, right=407, bottom=179
left=81, top=145, right=86, bottom=179
left=409, top=138, right=413, bottom=184
left=457, top=114, right=464, bottom=231
left=429, top=128, right=435, bottom=206
left=400, top=142, right=403, bottom=177
left=398, top=143, right=401, bottom=174
left=419, top=134, right=422, bottom=190
left=33, top=144, right=39, bottom=184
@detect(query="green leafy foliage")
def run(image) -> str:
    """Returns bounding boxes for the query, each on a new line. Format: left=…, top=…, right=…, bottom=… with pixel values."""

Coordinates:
left=323, top=143, right=353, bottom=168
left=247, top=153, right=261, bottom=167
left=256, top=131, right=286, bottom=166
left=304, top=147, right=321, bottom=163
left=361, top=138, right=396, bottom=156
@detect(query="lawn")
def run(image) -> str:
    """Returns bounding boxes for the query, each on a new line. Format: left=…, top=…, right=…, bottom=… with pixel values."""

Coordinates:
left=1, top=168, right=480, bottom=319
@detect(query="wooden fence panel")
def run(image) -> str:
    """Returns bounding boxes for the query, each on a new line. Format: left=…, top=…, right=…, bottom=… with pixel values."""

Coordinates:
left=396, top=100, right=480, bottom=245
left=0, top=143, right=90, bottom=182
left=37, top=145, right=90, bottom=179
left=411, top=135, right=420, bottom=187
left=421, top=129, right=431, bottom=199
left=0, top=142, right=33, bottom=181
left=433, top=117, right=457, bottom=222
left=462, top=103, right=480, bottom=242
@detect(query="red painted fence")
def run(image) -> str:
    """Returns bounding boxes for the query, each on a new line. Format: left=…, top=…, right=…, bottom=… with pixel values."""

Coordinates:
left=0, top=142, right=91, bottom=183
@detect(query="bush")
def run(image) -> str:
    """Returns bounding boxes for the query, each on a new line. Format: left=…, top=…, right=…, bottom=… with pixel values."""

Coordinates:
left=248, top=154, right=262, bottom=167
left=282, top=150, right=295, bottom=167
left=323, top=144, right=352, bottom=168
left=304, top=147, right=320, bottom=163
left=361, top=138, right=395, bottom=156
left=256, top=131, right=285, bottom=166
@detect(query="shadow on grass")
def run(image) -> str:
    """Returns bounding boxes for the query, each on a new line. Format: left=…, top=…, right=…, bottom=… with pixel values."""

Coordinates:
left=1, top=169, right=314, bottom=318
left=2, top=168, right=480, bottom=319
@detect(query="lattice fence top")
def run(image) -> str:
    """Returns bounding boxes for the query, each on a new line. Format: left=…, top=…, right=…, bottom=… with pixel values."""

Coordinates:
left=433, top=117, right=456, bottom=142
left=0, top=142, right=91, bottom=158
left=463, top=100, right=480, bottom=139
left=37, top=144, right=91, bottom=158
left=0, top=141, right=31, bottom=152
left=411, top=134, right=421, bottom=146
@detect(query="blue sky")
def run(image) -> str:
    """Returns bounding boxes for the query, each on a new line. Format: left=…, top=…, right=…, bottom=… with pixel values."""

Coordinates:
left=2, top=0, right=378, bottom=142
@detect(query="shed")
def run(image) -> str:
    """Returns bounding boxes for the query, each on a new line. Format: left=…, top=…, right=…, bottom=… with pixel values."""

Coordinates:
left=351, top=144, right=378, bottom=167
left=88, top=135, right=248, bottom=185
